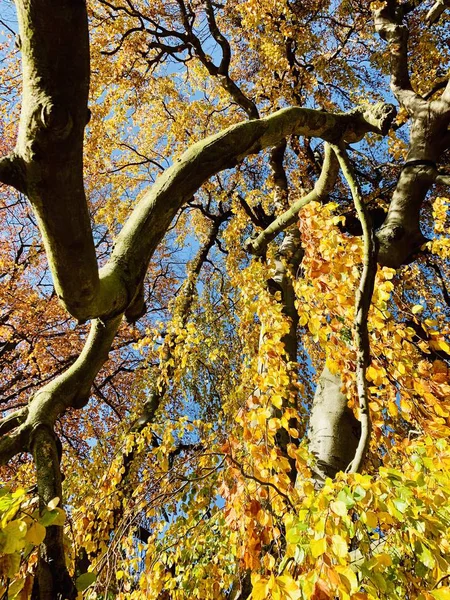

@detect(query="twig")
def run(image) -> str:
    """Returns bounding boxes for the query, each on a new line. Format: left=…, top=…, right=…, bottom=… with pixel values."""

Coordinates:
left=225, top=452, right=295, bottom=510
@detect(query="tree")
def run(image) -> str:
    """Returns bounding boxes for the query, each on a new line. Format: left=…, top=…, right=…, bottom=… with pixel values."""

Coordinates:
left=0, top=0, right=450, bottom=598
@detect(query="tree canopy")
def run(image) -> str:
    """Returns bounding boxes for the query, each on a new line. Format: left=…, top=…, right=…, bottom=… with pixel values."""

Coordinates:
left=0, top=0, right=450, bottom=599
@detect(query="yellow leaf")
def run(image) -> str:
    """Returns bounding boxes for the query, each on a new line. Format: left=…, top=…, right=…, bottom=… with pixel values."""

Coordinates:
left=275, top=574, right=301, bottom=600
left=335, top=565, right=358, bottom=594
left=326, top=357, right=339, bottom=375
left=1, top=520, right=27, bottom=554
left=364, top=511, right=378, bottom=529
left=308, top=316, right=321, bottom=336
left=25, top=521, right=46, bottom=545
left=271, top=394, right=283, bottom=409
left=330, top=500, right=347, bottom=517
left=251, top=574, right=269, bottom=600
left=366, top=365, right=383, bottom=386
left=331, top=534, right=348, bottom=558
left=434, top=339, right=450, bottom=354
left=375, top=553, right=392, bottom=567
left=431, top=588, right=450, bottom=600
left=412, top=304, right=424, bottom=314
left=310, top=537, right=327, bottom=558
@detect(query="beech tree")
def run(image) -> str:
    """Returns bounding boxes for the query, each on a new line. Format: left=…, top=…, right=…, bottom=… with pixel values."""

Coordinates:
left=1, top=0, right=450, bottom=599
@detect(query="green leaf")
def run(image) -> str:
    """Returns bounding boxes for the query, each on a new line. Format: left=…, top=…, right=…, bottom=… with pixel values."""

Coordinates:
left=338, top=488, right=355, bottom=508
left=0, top=519, right=27, bottom=554
left=414, top=540, right=435, bottom=569
left=393, top=498, right=408, bottom=514
left=40, top=510, right=58, bottom=527
left=76, top=572, right=97, bottom=591
left=353, top=485, right=366, bottom=501
left=330, top=500, right=348, bottom=516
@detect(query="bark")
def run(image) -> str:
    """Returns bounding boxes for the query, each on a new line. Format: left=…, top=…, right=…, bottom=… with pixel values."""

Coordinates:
left=14, top=0, right=96, bottom=317
left=307, top=366, right=361, bottom=483
left=373, top=3, right=450, bottom=267
left=31, top=425, right=77, bottom=600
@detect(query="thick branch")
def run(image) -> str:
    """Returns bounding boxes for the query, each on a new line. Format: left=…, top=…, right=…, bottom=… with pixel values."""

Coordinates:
left=307, top=367, right=360, bottom=484
left=11, top=0, right=395, bottom=323
left=31, top=425, right=77, bottom=600
left=331, top=143, right=377, bottom=474
left=14, top=0, right=97, bottom=318
left=0, top=154, right=27, bottom=193
left=373, top=3, right=419, bottom=111
left=0, top=407, right=28, bottom=436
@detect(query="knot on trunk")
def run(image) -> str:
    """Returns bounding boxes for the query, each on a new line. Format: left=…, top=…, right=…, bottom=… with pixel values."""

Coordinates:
left=40, top=102, right=73, bottom=139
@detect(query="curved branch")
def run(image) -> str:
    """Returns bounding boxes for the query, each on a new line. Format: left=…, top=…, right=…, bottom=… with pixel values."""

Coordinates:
left=246, top=143, right=339, bottom=255
left=331, top=143, right=378, bottom=474
left=12, top=0, right=396, bottom=325
left=372, top=3, right=419, bottom=111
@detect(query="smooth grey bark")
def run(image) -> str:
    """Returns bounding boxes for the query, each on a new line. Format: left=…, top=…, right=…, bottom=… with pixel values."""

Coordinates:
left=373, top=2, right=450, bottom=267
left=14, top=0, right=97, bottom=317
left=308, top=366, right=360, bottom=483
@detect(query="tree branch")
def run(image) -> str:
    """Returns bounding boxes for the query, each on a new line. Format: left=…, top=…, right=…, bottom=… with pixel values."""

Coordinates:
left=246, top=143, right=339, bottom=255
left=0, top=425, right=29, bottom=465
left=426, top=0, right=450, bottom=23
left=372, top=2, right=419, bottom=111
left=0, top=407, right=28, bottom=436
left=331, top=143, right=378, bottom=474
left=0, top=154, right=26, bottom=194
left=10, top=0, right=396, bottom=325
left=30, top=424, right=77, bottom=599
